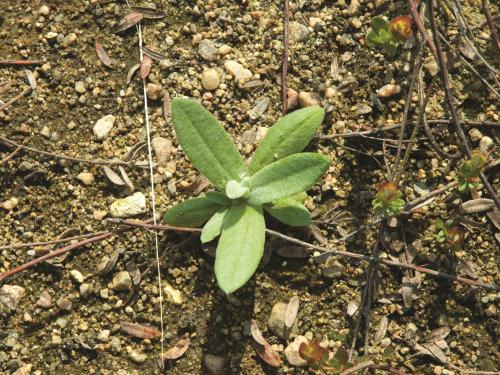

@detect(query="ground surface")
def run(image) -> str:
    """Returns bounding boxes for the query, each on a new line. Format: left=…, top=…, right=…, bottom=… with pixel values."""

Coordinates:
left=0, top=0, right=498, bottom=374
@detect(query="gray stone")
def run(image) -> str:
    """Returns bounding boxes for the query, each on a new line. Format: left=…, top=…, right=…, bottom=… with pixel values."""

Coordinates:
left=36, top=290, right=52, bottom=309
left=198, top=39, right=217, bottom=61
left=110, top=271, right=132, bottom=291
left=289, top=21, right=310, bottom=43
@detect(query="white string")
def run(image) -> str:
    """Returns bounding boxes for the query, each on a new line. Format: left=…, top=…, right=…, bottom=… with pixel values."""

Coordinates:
left=125, top=0, right=165, bottom=361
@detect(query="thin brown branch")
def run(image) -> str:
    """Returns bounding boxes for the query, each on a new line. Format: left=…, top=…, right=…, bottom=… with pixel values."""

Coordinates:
left=0, top=230, right=109, bottom=251
left=341, top=360, right=374, bottom=375
left=0, top=145, right=22, bottom=165
left=482, top=0, right=500, bottom=52
left=428, top=0, right=500, bottom=209
left=408, top=0, right=438, bottom=59
left=0, top=86, right=32, bottom=112
left=0, top=135, right=132, bottom=167
left=281, top=0, right=290, bottom=114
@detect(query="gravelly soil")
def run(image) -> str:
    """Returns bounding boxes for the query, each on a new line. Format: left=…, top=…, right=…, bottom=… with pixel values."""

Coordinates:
left=0, top=0, right=498, bottom=374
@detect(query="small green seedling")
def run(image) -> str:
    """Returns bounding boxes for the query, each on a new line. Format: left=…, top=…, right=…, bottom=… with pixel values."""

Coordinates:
left=457, top=151, right=486, bottom=192
left=372, top=181, right=405, bottom=219
left=163, top=98, right=329, bottom=293
left=366, top=16, right=413, bottom=56
left=299, top=341, right=349, bottom=372
left=435, top=219, right=464, bottom=251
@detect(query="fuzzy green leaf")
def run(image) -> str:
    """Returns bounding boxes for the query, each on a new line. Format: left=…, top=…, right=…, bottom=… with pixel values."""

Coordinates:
left=248, top=153, right=330, bottom=205
left=201, top=209, right=227, bottom=243
left=205, top=191, right=232, bottom=206
left=172, top=97, right=247, bottom=189
left=214, top=203, right=265, bottom=293
left=264, top=197, right=310, bottom=226
left=249, top=106, right=325, bottom=174
left=225, top=180, right=250, bottom=199
left=163, top=196, right=223, bottom=227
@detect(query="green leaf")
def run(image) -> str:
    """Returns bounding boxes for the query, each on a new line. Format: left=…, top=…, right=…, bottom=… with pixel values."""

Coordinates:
left=291, top=192, right=308, bottom=203
left=264, top=197, right=310, bottom=226
left=172, top=97, right=247, bottom=189
left=371, top=16, right=390, bottom=32
left=366, top=30, right=385, bottom=46
left=205, top=191, right=232, bottom=206
left=225, top=180, right=250, bottom=199
left=201, top=209, right=227, bottom=243
left=163, top=196, right=223, bottom=227
left=248, top=153, right=330, bottom=205
left=249, top=106, right=325, bottom=174
left=214, top=203, right=265, bottom=293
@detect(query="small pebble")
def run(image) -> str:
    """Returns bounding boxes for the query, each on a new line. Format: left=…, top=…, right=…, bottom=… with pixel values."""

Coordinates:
left=479, top=136, right=493, bottom=152
left=298, top=91, right=320, bottom=107
left=1, top=197, right=19, bottom=211
left=62, top=33, right=77, bottom=47
left=70, top=270, right=84, bottom=284
left=93, top=114, right=116, bottom=140
left=97, top=329, right=110, bottom=343
left=0, top=285, right=25, bottom=310
left=39, top=5, right=50, bottom=15
left=468, top=128, right=483, bottom=142
left=201, top=69, right=221, bottom=91
left=129, top=350, right=147, bottom=363
left=198, top=39, right=217, bottom=61
left=146, top=83, right=162, bottom=100
left=77, top=172, right=95, bottom=186
left=377, top=84, right=401, bottom=98
left=224, top=60, right=252, bottom=81
left=110, top=271, right=133, bottom=291
left=75, top=81, right=85, bottom=93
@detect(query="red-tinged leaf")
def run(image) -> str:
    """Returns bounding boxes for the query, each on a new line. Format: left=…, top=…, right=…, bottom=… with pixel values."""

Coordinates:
left=127, top=63, right=141, bottom=84
left=163, top=338, right=190, bottom=360
left=115, top=12, right=144, bottom=32
left=130, top=6, right=166, bottom=19
left=139, top=55, right=153, bottom=80
left=250, top=320, right=281, bottom=367
left=284, top=296, right=299, bottom=329
left=96, top=43, right=113, bottom=68
left=120, top=322, right=161, bottom=339
left=390, top=15, right=413, bottom=41
left=299, top=341, right=327, bottom=364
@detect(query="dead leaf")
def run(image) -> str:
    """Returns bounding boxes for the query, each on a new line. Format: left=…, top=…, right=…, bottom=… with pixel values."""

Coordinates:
left=120, top=322, right=161, bottom=339
left=119, top=166, right=134, bottom=191
left=141, top=46, right=167, bottom=61
left=487, top=210, right=500, bottom=230
left=330, top=55, right=340, bottom=81
left=130, top=6, right=166, bottom=19
left=24, top=69, right=36, bottom=90
left=250, top=320, right=281, bottom=367
left=115, top=12, right=144, bottom=32
left=400, top=276, right=414, bottom=308
left=97, top=250, right=122, bottom=275
left=45, top=228, right=79, bottom=265
left=415, top=342, right=448, bottom=363
left=127, top=63, right=141, bottom=84
left=102, top=166, right=125, bottom=186
left=125, top=260, right=141, bottom=286
left=421, top=326, right=450, bottom=343
left=163, top=92, right=171, bottom=123
left=461, top=198, right=495, bottom=214
left=285, top=296, right=300, bottom=329
left=457, top=257, right=478, bottom=279
left=374, top=315, right=388, bottom=343
left=163, top=338, right=190, bottom=360
left=139, top=55, right=153, bottom=80
left=95, top=43, right=113, bottom=68
left=310, top=224, right=328, bottom=245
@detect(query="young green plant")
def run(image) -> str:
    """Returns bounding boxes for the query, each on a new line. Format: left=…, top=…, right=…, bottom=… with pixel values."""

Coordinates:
left=457, top=151, right=486, bottom=192
left=435, top=219, right=464, bottom=251
left=372, top=181, right=405, bottom=219
left=163, top=98, right=330, bottom=293
left=366, top=16, right=413, bottom=56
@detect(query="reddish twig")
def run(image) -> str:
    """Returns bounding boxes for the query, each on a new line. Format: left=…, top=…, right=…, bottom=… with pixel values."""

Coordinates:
left=482, top=0, right=500, bottom=52
left=0, top=60, right=42, bottom=67
left=281, top=0, right=290, bottom=114
left=408, top=0, right=438, bottom=59
left=0, top=230, right=109, bottom=251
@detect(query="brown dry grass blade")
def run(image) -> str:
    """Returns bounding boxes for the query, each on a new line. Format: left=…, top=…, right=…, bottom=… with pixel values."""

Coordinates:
left=130, top=6, right=166, bottom=19
left=139, top=55, right=153, bottom=80
left=102, top=166, right=125, bottom=186
left=95, top=43, right=113, bottom=68
left=115, top=12, right=144, bottom=33
left=163, top=338, right=190, bottom=360
left=141, top=46, right=166, bottom=61
left=120, top=322, right=161, bottom=339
